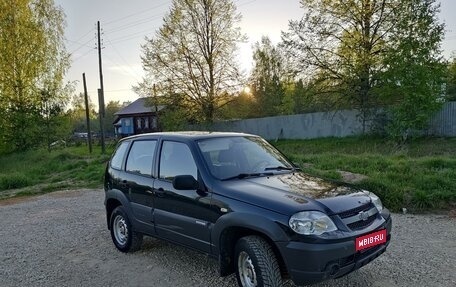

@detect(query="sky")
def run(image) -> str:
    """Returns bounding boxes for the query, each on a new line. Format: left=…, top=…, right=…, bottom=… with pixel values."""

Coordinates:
left=55, top=0, right=456, bottom=108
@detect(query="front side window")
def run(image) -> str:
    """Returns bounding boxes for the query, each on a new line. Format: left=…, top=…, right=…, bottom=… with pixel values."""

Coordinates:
left=159, top=141, right=197, bottom=180
left=126, top=140, right=157, bottom=176
left=111, top=141, right=129, bottom=170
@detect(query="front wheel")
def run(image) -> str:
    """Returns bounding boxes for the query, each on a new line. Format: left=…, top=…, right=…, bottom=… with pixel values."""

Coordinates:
left=110, top=206, right=143, bottom=252
left=235, top=236, right=283, bottom=287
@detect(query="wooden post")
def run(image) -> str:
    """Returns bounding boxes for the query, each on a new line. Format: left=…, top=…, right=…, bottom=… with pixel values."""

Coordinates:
left=98, top=89, right=105, bottom=154
left=97, top=21, right=106, bottom=154
left=83, top=73, right=92, bottom=153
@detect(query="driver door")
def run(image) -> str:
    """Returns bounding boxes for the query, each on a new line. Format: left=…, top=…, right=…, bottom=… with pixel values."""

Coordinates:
left=153, top=140, right=212, bottom=253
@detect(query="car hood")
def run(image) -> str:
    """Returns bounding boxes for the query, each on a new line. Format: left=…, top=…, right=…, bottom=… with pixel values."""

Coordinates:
left=218, top=172, right=371, bottom=216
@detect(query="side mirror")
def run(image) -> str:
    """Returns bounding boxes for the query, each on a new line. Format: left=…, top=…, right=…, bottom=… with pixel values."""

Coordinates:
left=172, top=175, right=199, bottom=190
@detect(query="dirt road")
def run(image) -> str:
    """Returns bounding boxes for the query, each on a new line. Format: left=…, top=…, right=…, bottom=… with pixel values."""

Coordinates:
left=1, top=189, right=455, bottom=287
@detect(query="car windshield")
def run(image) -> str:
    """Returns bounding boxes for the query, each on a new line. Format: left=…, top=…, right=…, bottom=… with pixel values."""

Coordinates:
left=197, top=136, right=294, bottom=180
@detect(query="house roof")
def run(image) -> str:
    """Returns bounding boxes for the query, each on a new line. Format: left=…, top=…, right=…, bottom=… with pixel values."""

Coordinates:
left=115, top=97, right=165, bottom=116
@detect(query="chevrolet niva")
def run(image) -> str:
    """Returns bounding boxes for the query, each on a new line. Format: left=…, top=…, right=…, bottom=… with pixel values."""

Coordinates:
left=104, top=132, right=392, bottom=287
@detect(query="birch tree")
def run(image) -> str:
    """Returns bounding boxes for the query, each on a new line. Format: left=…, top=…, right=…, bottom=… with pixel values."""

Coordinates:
left=0, top=0, right=70, bottom=151
left=140, top=0, right=245, bottom=123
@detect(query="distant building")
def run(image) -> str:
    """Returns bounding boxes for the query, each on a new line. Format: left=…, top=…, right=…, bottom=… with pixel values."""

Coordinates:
left=113, top=98, right=165, bottom=138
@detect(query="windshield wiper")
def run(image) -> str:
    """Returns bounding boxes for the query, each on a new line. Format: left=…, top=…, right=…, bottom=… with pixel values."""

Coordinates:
left=264, top=166, right=295, bottom=171
left=221, top=172, right=274, bottom=181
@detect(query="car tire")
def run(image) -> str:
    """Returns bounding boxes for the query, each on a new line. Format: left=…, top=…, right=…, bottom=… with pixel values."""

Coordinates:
left=234, top=235, right=283, bottom=287
left=110, top=206, right=143, bottom=252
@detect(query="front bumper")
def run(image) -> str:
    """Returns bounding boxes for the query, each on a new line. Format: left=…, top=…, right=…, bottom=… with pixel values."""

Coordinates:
left=276, top=215, right=392, bottom=285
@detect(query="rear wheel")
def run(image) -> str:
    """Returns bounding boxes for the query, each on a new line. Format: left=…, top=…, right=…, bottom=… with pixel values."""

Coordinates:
left=110, top=206, right=143, bottom=252
left=235, top=236, right=283, bottom=287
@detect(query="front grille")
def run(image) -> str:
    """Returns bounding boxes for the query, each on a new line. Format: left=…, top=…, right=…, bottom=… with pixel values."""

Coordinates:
left=337, top=202, right=378, bottom=231
left=338, top=203, right=374, bottom=219
left=347, top=214, right=376, bottom=230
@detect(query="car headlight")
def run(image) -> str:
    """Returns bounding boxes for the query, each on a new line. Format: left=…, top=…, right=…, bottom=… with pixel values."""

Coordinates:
left=289, top=211, right=337, bottom=235
left=365, top=191, right=383, bottom=212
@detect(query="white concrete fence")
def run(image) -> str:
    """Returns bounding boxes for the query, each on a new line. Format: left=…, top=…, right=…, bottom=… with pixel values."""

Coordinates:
left=189, top=102, right=456, bottom=140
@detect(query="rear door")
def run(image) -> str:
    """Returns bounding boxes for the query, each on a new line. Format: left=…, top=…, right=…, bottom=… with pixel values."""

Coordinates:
left=153, top=140, right=212, bottom=253
left=123, top=139, right=157, bottom=225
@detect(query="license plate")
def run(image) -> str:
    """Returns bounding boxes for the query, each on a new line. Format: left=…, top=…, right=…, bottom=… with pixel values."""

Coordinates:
left=355, top=229, right=387, bottom=251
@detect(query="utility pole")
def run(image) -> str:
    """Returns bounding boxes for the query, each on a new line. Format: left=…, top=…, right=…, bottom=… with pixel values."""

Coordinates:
left=97, top=21, right=106, bottom=154
left=98, top=89, right=105, bottom=153
left=82, top=73, right=92, bottom=154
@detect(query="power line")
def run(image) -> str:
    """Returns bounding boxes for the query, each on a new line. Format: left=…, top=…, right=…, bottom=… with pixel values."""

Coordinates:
left=237, top=0, right=257, bottom=7
left=72, top=49, right=94, bottom=63
left=105, top=37, right=142, bottom=79
left=102, top=0, right=253, bottom=44
left=103, top=1, right=170, bottom=26
left=104, top=53, right=140, bottom=81
left=104, top=13, right=165, bottom=35
left=88, top=88, right=133, bottom=93
left=108, top=27, right=157, bottom=44
left=71, top=28, right=96, bottom=44
left=68, top=37, right=96, bottom=55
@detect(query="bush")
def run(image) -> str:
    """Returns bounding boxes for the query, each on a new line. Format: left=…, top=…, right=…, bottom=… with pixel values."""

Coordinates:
left=0, top=174, right=33, bottom=190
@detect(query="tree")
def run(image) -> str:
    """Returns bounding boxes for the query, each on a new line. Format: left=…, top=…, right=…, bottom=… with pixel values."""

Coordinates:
left=40, top=89, right=72, bottom=151
left=0, top=0, right=70, bottom=152
left=104, top=101, right=122, bottom=136
left=282, top=0, right=397, bottom=129
left=140, top=0, right=245, bottom=123
left=67, top=93, right=98, bottom=134
left=447, top=56, right=456, bottom=101
left=282, top=0, right=445, bottom=136
left=380, top=0, right=445, bottom=141
left=250, top=36, right=289, bottom=117
left=217, top=90, right=257, bottom=119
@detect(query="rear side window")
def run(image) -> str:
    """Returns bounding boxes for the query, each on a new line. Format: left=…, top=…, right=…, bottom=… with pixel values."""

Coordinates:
left=111, top=141, right=129, bottom=170
left=126, top=140, right=157, bottom=176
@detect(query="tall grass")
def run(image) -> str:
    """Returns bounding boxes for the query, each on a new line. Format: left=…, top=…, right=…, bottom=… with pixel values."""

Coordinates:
left=0, top=145, right=112, bottom=199
left=1, top=137, right=455, bottom=212
left=275, top=137, right=456, bottom=212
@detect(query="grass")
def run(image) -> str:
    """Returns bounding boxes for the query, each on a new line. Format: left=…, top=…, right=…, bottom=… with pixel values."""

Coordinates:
left=274, top=136, right=456, bottom=212
left=0, top=145, right=113, bottom=199
left=1, top=137, right=455, bottom=213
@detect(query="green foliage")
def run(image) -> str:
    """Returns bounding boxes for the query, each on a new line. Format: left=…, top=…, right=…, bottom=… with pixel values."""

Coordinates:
left=160, top=109, right=188, bottom=131
left=66, top=92, right=99, bottom=134
left=282, top=0, right=394, bottom=126
left=0, top=146, right=111, bottom=198
left=103, top=101, right=122, bottom=136
left=216, top=91, right=257, bottom=120
left=250, top=36, right=289, bottom=117
left=140, top=0, right=245, bottom=123
left=381, top=0, right=445, bottom=142
left=446, top=57, right=456, bottom=101
left=276, top=137, right=456, bottom=212
left=0, top=0, right=70, bottom=152
left=1, top=137, right=455, bottom=213
left=282, top=0, right=446, bottom=136
left=0, top=174, right=32, bottom=190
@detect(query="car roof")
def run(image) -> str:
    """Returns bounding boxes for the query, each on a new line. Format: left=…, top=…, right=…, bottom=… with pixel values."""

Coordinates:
left=120, top=131, right=257, bottom=142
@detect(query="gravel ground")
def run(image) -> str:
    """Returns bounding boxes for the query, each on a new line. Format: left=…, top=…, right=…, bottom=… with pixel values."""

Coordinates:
left=1, top=189, right=455, bottom=287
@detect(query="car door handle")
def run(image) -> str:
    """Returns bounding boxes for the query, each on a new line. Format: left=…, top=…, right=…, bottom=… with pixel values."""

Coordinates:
left=153, top=188, right=165, bottom=197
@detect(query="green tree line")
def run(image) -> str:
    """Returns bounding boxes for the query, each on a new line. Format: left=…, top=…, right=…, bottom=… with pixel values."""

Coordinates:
left=2, top=0, right=456, bottom=154
left=0, top=0, right=70, bottom=152
left=139, top=0, right=455, bottom=143
left=0, top=0, right=123, bottom=154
